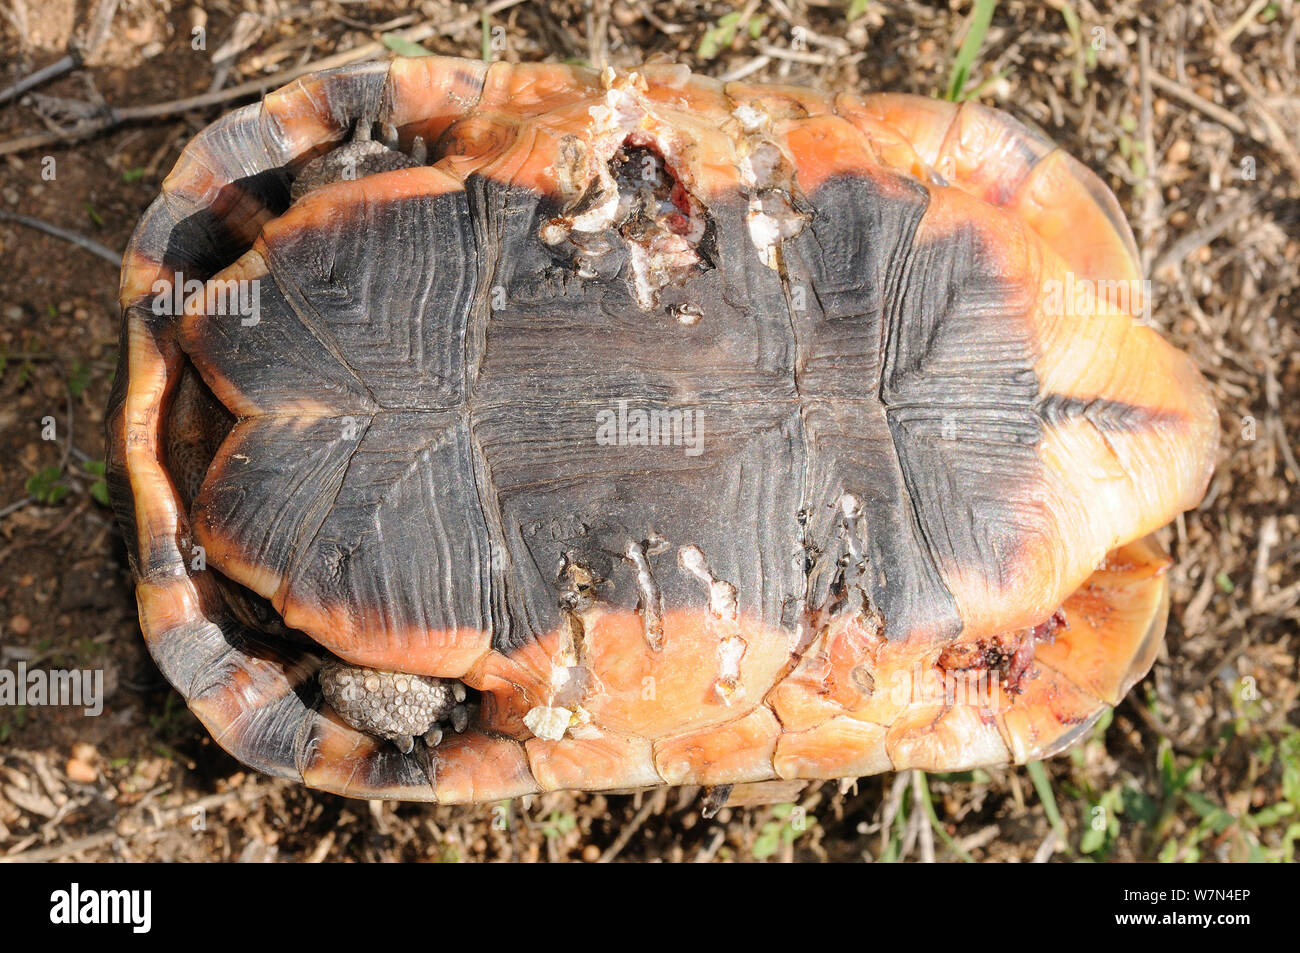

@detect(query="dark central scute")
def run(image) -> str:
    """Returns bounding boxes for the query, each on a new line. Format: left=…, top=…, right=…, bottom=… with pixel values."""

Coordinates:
left=463, top=168, right=1041, bottom=650
left=193, top=164, right=1054, bottom=655
left=465, top=175, right=801, bottom=649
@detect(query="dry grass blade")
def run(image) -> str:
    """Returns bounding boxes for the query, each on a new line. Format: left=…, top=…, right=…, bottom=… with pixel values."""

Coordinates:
left=946, top=0, right=998, bottom=101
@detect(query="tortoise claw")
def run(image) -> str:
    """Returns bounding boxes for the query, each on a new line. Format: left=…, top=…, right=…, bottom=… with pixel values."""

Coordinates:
left=450, top=704, right=469, bottom=734
left=411, top=135, right=427, bottom=164
left=700, top=784, right=734, bottom=819
left=381, top=122, right=399, bottom=149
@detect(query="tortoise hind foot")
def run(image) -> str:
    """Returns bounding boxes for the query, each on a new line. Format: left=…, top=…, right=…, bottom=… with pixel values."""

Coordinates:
left=290, top=119, right=428, bottom=201
left=318, top=659, right=473, bottom=754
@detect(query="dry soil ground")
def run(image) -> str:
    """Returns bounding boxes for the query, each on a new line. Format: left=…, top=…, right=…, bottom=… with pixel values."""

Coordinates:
left=0, top=0, right=1296, bottom=862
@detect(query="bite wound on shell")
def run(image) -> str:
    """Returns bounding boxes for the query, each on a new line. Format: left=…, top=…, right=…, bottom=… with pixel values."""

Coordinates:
left=542, top=72, right=712, bottom=311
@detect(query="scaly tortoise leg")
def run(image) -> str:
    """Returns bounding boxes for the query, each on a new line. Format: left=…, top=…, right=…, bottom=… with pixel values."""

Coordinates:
left=318, top=661, right=472, bottom=754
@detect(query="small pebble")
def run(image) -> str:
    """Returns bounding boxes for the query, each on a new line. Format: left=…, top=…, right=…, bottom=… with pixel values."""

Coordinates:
left=72, top=742, right=98, bottom=762
left=66, top=757, right=97, bottom=784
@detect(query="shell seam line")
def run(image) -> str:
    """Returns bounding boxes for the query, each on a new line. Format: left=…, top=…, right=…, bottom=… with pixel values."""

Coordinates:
left=277, top=415, right=375, bottom=616
left=876, top=183, right=964, bottom=639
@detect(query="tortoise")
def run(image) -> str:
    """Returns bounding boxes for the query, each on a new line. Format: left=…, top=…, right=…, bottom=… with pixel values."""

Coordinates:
left=107, top=57, right=1218, bottom=804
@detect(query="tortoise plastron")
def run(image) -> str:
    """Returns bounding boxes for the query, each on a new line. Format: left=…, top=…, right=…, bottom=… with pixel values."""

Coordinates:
left=108, top=58, right=1217, bottom=802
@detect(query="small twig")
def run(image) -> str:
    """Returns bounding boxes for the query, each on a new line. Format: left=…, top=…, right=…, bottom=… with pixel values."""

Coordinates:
left=913, top=771, right=975, bottom=862
left=0, top=497, right=34, bottom=520
left=83, top=0, right=120, bottom=60
left=1126, top=693, right=1202, bottom=754
left=1221, top=0, right=1271, bottom=47
left=1216, top=58, right=1300, bottom=184
left=912, top=771, right=936, bottom=863
left=692, top=827, right=726, bottom=863
left=587, top=0, right=611, bottom=70
left=756, top=43, right=837, bottom=66
left=1147, top=72, right=1249, bottom=136
left=955, top=824, right=1001, bottom=853
left=637, top=1, right=685, bottom=34
left=306, top=830, right=336, bottom=863
left=1136, top=33, right=1161, bottom=274
left=1150, top=197, right=1256, bottom=277
left=0, top=829, right=124, bottom=862
left=0, top=0, right=530, bottom=158
left=719, top=55, right=772, bottom=83
left=1263, top=363, right=1300, bottom=483
left=598, top=790, right=662, bottom=862
left=1269, top=417, right=1300, bottom=486
left=899, top=788, right=921, bottom=860
left=0, top=210, right=121, bottom=265
left=1251, top=515, right=1280, bottom=611
left=38, top=498, right=91, bottom=543
left=1031, top=828, right=1060, bottom=863
left=0, top=50, right=82, bottom=107
left=878, top=770, right=910, bottom=858
left=59, top=382, right=74, bottom=475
